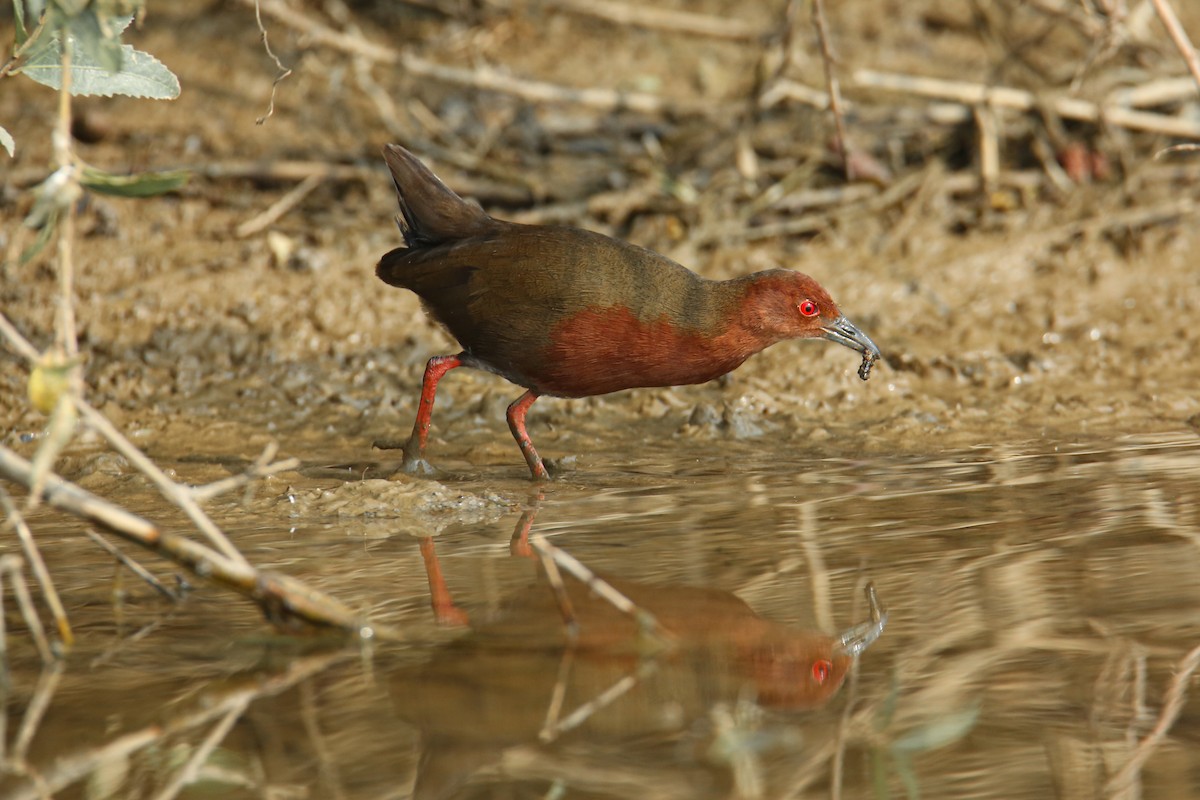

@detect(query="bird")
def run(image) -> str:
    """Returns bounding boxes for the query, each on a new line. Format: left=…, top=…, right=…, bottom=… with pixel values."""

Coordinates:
left=376, top=144, right=881, bottom=480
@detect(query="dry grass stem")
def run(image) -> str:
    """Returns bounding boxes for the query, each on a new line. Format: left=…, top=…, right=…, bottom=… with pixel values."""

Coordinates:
left=188, top=444, right=298, bottom=503
left=1149, top=0, right=1200, bottom=92
left=252, top=0, right=293, bottom=125
left=1, top=490, right=72, bottom=647
left=149, top=697, right=251, bottom=800
left=85, top=530, right=181, bottom=602
left=73, top=399, right=251, bottom=568
left=53, top=38, right=78, bottom=361
left=0, top=557, right=53, bottom=665
left=528, top=533, right=671, bottom=645
left=10, top=662, right=63, bottom=765
left=533, top=540, right=579, bottom=638
left=0, top=312, right=41, bottom=362
left=236, top=173, right=324, bottom=237
left=539, top=660, right=659, bottom=743
left=854, top=69, right=1200, bottom=138
left=811, top=0, right=852, bottom=182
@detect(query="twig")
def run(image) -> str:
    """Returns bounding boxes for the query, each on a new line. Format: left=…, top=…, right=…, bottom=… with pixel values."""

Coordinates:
left=201, top=160, right=373, bottom=183
left=86, top=530, right=180, bottom=602
left=975, top=104, right=1001, bottom=195
left=150, top=697, right=251, bottom=800
left=1149, top=0, right=1200, bottom=93
left=298, top=679, right=346, bottom=799
left=1105, top=642, right=1200, bottom=794
left=0, top=14, right=48, bottom=78
left=759, top=77, right=836, bottom=111
left=1108, top=76, right=1199, bottom=108
left=1, top=489, right=73, bottom=647
left=0, top=312, right=42, bottom=362
left=73, top=398, right=252, bottom=568
left=811, top=0, right=852, bottom=182
left=235, top=173, right=324, bottom=237
left=188, top=444, right=299, bottom=503
left=10, top=662, right=63, bottom=765
left=528, top=533, right=671, bottom=646
left=854, top=69, right=1200, bottom=138
left=0, top=446, right=398, bottom=638
left=533, top=540, right=579, bottom=639
left=1156, top=143, right=1200, bottom=159
left=252, top=0, right=293, bottom=125
left=538, top=659, right=660, bottom=743
left=53, top=27, right=78, bottom=361
left=492, top=0, right=763, bottom=41
left=539, top=647, right=577, bottom=741
left=0, top=556, right=54, bottom=665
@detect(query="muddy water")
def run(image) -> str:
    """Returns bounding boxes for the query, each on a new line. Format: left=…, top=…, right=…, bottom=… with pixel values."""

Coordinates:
left=3, top=432, right=1199, bottom=799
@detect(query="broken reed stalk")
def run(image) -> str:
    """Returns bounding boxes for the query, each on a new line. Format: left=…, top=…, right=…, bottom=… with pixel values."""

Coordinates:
left=0, top=447, right=397, bottom=640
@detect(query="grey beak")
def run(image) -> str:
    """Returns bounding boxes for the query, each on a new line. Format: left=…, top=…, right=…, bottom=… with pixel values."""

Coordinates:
left=836, top=583, right=888, bottom=657
left=821, top=314, right=881, bottom=360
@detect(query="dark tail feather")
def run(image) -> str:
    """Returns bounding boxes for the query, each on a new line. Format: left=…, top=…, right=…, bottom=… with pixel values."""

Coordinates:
left=383, top=144, right=491, bottom=247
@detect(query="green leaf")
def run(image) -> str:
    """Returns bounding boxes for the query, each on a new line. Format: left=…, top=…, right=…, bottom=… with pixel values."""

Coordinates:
left=14, top=0, right=29, bottom=47
left=67, top=8, right=125, bottom=73
left=18, top=12, right=179, bottom=99
left=891, top=706, right=980, bottom=756
left=0, top=126, right=13, bottom=158
left=20, top=207, right=59, bottom=265
left=80, top=166, right=190, bottom=197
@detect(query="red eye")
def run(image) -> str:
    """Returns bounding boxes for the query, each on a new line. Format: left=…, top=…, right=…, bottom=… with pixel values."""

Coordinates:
left=812, top=659, right=832, bottom=684
left=799, top=300, right=819, bottom=317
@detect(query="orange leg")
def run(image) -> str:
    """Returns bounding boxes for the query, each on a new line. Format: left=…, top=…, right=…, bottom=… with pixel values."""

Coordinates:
left=418, top=537, right=469, bottom=627
left=509, top=499, right=542, bottom=558
left=401, top=354, right=463, bottom=473
left=506, top=389, right=550, bottom=481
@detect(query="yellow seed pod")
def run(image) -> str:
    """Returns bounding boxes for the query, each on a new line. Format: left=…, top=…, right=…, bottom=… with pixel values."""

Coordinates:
left=28, top=353, right=74, bottom=415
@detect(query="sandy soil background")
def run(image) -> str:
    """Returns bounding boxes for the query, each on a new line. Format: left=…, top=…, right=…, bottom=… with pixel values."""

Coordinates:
left=2, top=0, right=1198, bottom=485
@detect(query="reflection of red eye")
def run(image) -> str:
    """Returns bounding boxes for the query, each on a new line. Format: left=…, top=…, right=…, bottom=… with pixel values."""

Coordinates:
left=799, top=300, right=818, bottom=317
left=812, top=659, right=832, bottom=684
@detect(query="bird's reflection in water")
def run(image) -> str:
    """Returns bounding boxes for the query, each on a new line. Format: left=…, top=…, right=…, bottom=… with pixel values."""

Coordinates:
left=401, top=503, right=886, bottom=799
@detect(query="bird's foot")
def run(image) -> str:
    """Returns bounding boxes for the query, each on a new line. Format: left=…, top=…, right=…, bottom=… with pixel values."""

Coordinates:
left=373, top=438, right=438, bottom=477
left=398, top=454, right=437, bottom=476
